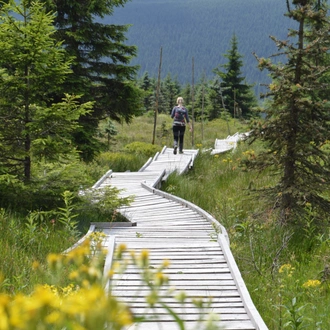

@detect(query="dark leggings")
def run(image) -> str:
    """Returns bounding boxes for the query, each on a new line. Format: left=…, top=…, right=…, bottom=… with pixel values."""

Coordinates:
left=173, top=125, right=186, bottom=151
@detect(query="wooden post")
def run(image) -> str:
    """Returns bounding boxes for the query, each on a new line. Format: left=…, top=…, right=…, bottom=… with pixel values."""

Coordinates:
left=152, top=47, right=162, bottom=145
left=201, top=77, right=205, bottom=142
left=219, top=82, right=231, bottom=135
left=191, top=57, right=195, bottom=147
left=234, top=89, right=236, bottom=119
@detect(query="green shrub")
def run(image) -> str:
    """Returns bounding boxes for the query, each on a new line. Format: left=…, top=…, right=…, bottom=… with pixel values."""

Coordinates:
left=124, top=141, right=162, bottom=157
left=95, top=151, right=148, bottom=172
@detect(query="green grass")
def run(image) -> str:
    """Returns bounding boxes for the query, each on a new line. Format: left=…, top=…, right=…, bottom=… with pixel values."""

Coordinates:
left=2, top=114, right=330, bottom=329
left=0, top=209, right=76, bottom=295
left=159, top=119, right=330, bottom=329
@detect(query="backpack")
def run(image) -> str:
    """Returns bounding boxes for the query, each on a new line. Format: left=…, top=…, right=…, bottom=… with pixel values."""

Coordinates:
left=174, top=107, right=185, bottom=123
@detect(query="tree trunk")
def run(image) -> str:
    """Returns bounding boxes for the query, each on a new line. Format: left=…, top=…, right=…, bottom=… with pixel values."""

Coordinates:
left=281, top=10, right=305, bottom=222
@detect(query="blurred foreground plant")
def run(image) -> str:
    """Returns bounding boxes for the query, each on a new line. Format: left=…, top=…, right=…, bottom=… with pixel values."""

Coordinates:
left=0, top=235, right=223, bottom=330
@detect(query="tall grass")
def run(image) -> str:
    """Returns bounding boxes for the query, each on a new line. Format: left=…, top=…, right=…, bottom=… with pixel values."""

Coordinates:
left=0, top=209, right=76, bottom=295
left=159, top=119, right=330, bottom=329
left=2, top=113, right=330, bottom=329
left=112, top=113, right=248, bottom=150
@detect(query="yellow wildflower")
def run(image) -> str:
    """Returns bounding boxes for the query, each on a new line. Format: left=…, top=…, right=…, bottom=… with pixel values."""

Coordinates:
left=45, top=311, right=62, bottom=324
left=47, top=253, right=62, bottom=270
left=116, top=243, right=127, bottom=259
left=154, top=272, right=168, bottom=286
left=146, top=291, right=158, bottom=306
left=279, top=264, right=295, bottom=277
left=69, top=270, right=79, bottom=280
left=302, top=279, right=321, bottom=288
left=162, top=259, right=170, bottom=268
left=140, top=250, right=149, bottom=268
left=32, top=260, right=40, bottom=270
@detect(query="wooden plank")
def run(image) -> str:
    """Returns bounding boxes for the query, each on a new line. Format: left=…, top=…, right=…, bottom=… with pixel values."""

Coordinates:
left=116, top=296, right=243, bottom=304
left=124, top=205, right=197, bottom=213
left=112, top=266, right=231, bottom=274
left=108, top=231, right=216, bottom=237
left=111, top=241, right=222, bottom=248
left=119, top=249, right=224, bottom=256
left=107, top=232, right=210, bottom=240
left=121, top=217, right=212, bottom=224
left=112, top=279, right=235, bottom=286
left=119, top=301, right=245, bottom=308
left=128, top=307, right=248, bottom=315
left=125, top=321, right=256, bottom=330
left=133, top=315, right=251, bottom=321
left=123, top=206, right=202, bottom=213
left=125, top=200, right=171, bottom=208
left=115, top=254, right=226, bottom=261
left=128, top=225, right=215, bottom=231
left=112, top=289, right=241, bottom=298
left=111, top=283, right=238, bottom=296
left=123, top=264, right=229, bottom=271
left=112, top=273, right=233, bottom=281
left=120, top=246, right=223, bottom=251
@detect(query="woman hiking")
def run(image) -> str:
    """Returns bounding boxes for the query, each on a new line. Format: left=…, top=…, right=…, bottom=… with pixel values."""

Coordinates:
left=170, top=97, right=192, bottom=154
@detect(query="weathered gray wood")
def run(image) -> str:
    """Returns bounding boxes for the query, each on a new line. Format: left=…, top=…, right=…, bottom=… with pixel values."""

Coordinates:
left=218, top=234, right=268, bottom=329
left=125, top=321, right=256, bottom=330
left=111, top=273, right=233, bottom=281
left=112, top=289, right=241, bottom=298
left=67, top=146, right=267, bottom=330
left=119, top=296, right=243, bottom=304
left=62, top=224, right=95, bottom=254
left=91, top=222, right=137, bottom=228
left=112, top=279, right=235, bottom=286
left=120, top=301, right=245, bottom=308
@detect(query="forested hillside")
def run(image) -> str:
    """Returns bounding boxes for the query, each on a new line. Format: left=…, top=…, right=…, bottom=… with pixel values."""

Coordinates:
left=109, top=0, right=296, bottom=91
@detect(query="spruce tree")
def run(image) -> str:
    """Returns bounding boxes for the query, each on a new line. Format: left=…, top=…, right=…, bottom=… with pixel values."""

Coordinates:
left=0, top=1, right=91, bottom=182
left=44, top=0, right=143, bottom=160
left=181, top=83, right=192, bottom=108
left=208, top=78, right=223, bottom=120
left=214, top=34, right=256, bottom=117
left=193, top=76, right=209, bottom=122
left=248, top=0, right=330, bottom=225
left=139, top=72, right=154, bottom=112
left=163, top=74, right=181, bottom=114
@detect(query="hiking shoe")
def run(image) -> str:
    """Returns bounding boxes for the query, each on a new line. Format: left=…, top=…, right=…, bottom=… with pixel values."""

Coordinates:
left=173, top=146, right=177, bottom=155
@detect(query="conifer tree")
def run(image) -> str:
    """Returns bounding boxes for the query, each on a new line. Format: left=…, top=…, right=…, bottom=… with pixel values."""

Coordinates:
left=0, top=1, right=91, bottom=182
left=43, top=0, right=143, bottom=161
left=248, top=0, right=330, bottom=225
left=139, top=72, right=154, bottom=112
left=181, top=83, right=192, bottom=108
left=208, top=78, right=223, bottom=120
left=162, top=74, right=181, bottom=114
left=214, top=34, right=256, bottom=117
left=193, top=76, right=209, bottom=122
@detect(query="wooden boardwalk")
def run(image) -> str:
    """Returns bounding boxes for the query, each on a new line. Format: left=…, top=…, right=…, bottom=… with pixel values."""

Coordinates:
left=79, top=146, right=268, bottom=330
left=211, top=132, right=250, bottom=155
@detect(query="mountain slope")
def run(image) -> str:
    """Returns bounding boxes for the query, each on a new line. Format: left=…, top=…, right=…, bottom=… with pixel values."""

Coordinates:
left=109, top=0, right=296, bottom=88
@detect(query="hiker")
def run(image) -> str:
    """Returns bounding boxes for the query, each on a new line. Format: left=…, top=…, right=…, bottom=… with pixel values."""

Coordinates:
left=171, top=97, right=192, bottom=154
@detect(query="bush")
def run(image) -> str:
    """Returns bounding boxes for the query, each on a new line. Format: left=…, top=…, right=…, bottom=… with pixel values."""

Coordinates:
left=95, top=151, right=148, bottom=172
left=124, top=141, right=162, bottom=157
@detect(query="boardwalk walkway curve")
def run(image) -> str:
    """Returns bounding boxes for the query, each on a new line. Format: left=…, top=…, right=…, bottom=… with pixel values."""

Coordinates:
left=72, top=142, right=268, bottom=330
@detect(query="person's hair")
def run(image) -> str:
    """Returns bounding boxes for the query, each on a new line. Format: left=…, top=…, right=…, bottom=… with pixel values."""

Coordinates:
left=176, top=97, right=184, bottom=105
